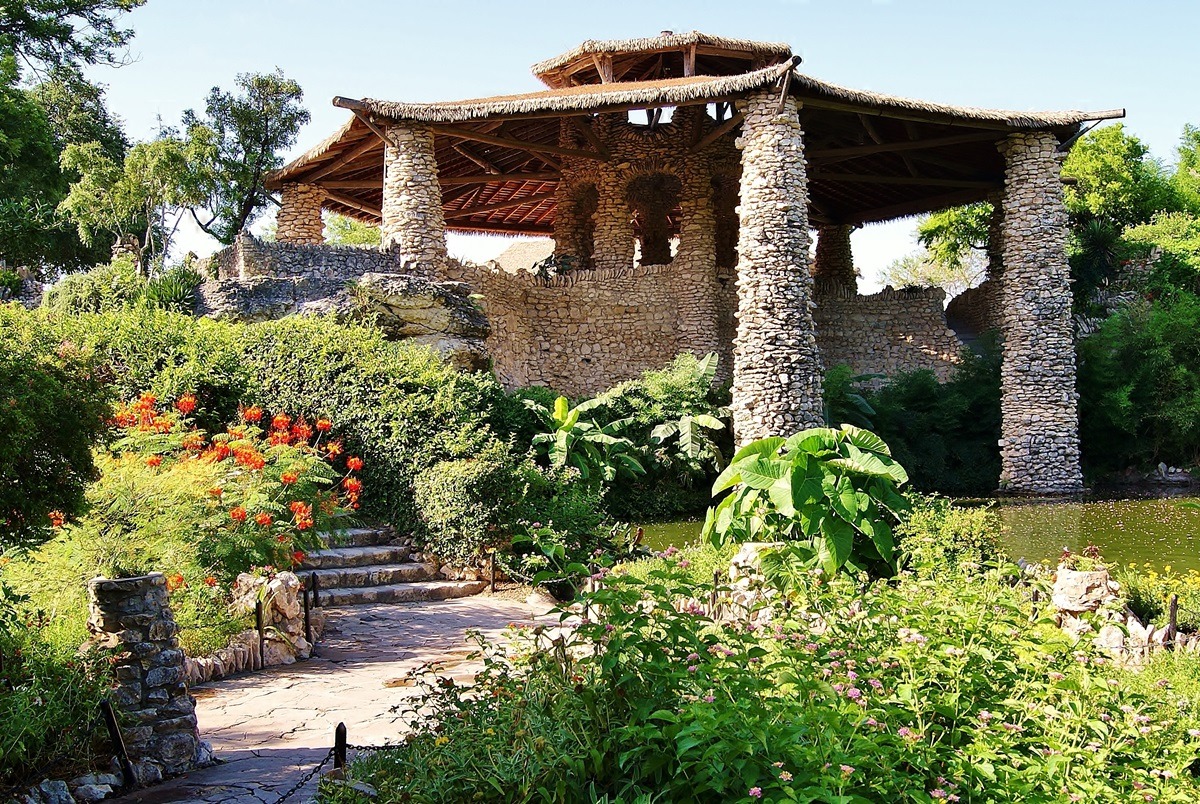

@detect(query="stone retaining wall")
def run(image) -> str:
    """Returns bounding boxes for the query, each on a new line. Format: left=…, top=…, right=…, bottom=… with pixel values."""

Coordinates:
left=200, top=233, right=405, bottom=281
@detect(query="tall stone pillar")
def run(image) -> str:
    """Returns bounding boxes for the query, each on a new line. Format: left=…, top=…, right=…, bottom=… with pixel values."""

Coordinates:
left=997, top=131, right=1083, bottom=494
left=87, top=573, right=202, bottom=784
left=275, top=184, right=326, bottom=245
left=591, top=162, right=634, bottom=271
left=812, top=224, right=857, bottom=289
left=730, top=90, right=824, bottom=444
left=670, top=163, right=722, bottom=356
left=382, top=123, right=448, bottom=277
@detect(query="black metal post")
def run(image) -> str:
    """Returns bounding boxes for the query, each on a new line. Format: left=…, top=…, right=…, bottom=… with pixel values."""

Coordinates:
left=311, top=571, right=320, bottom=607
left=334, top=722, right=348, bottom=770
left=302, top=583, right=312, bottom=647
left=489, top=551, right=496, bottom=594
left=1030, top=588, right=1040, bottom=620
left=255, top=599, right=265, bottom=669
left=100, top=699, right=137, bottom=790
left=1168, top=594, right=1180, bottom=645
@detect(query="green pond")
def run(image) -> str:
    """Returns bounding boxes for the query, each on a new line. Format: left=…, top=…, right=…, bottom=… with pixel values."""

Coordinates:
left=641, top=495, right=1200, bottom=573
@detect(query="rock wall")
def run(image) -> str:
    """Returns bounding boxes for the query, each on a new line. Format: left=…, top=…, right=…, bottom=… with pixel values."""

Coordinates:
left=200, top=233, right=404, bottom=281
left=276, top=184, right=326, bottom=245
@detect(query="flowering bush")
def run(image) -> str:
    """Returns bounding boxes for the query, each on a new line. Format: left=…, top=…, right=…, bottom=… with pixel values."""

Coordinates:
left=1117, top=562, right=1200, bottom=634
left=321, top=553, right=1200, bottom=803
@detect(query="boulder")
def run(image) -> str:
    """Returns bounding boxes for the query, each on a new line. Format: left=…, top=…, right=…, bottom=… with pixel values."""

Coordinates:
left=1051, top=567, right=1118, bottom=614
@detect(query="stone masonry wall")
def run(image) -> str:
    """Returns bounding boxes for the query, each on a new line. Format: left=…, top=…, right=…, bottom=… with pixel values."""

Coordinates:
left=997, top=132, right=1083, bottom=494
left=87, top=573, right=201, bottom=786
left=382, top=123, right=448, bottom=275
left=200, top=233, right=405, bottom=281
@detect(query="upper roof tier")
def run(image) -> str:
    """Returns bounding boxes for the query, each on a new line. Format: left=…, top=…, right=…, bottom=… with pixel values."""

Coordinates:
left=531, top=31, right=793, bottom=88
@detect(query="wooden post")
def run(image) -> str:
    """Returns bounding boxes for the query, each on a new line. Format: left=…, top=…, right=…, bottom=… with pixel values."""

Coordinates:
left=334, top=722, right=348, bottom=770
left=100, top=699, right=137, bottom=790
left=255, top=599, right=265, bottom=669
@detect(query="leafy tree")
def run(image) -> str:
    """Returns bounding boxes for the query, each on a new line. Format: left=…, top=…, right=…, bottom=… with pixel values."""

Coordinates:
left=30, top=66, right=127, bottom=160
left=182, top=70, right=311, bottom=243
left=0, top=0, right=146, bottom=72
left=325, top=213, right=381, bottom=246
left=882, top=247, right=986, bottom=297
left=58, top=135, right=205, bottom=267
left=1174, top=124, right=1200, bottom=213
left=916, top=202, right=993, bottom=272
left=1062, top=124, right=1182, bottom=229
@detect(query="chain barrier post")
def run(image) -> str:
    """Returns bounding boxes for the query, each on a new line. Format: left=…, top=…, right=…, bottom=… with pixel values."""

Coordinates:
left=99, top=699, right=137, bottom=791
left=302, top=580, right=313, bottom=647
left=334, top=722, right=348, bottom=771
left=255, top=599, right=266, bottom=669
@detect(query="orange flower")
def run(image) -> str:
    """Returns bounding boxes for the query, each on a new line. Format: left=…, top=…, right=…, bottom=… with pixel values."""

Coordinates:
left=346, top=456, right=364, bottom=472
left=325, top=440, right=343, bottom=458
left=291, top=420, right=313, bottom=441
left=138, top=392, right=157, bottom=407
left=343, top=476, right=363, bottom=494
left=182, top=432, right=205, bottom=451
left=288, top=500, right=308, bottom=514
left=230, top=506, right=248, bottom=523
left=227, top=425, right=246, bottom=439
left=271, top=413, right=291, bottom=431
left=291, top=550, right=306, bottom=564
left=145, top=455, right=163, bottom=468
left=280, top=471, right=299, bottom=485
left=175, top=394, right=197, bottom=415
left=48, top=510, right=65, bottom=528
left=166, top=573, right=186, bottom=592
left=276, top=534, right=289, bottom=543
left=242, top=405, right=263, bottom=423
left=315, top=418, right=333, bottom=432
left=203, top=576, right=218, bottom=588
left=152, top=416, right=173, bottom=434
left=255, top=512, right=273, bottom=527
left=296, top=517, right=313, bottom=532
left=208, top=487, right=223, bottom=498
left=268, top=430, right=292, bottom=446
left=246, top=453, right=266, bottom=471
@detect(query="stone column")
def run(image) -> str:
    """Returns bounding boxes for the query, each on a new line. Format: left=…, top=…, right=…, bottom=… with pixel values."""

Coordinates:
left=382, top=123, right=448, bottom=277
left=275, top=184, right=326, bottom=245
left=591, top=163, right=634, bottom=271
left=87, top=573, right=201, bottom=785
left=812, top=224, right=857, bottom=290
left=729, top=91, right=824, bottom=444
left=996, top=131, right=1083, bottom=494
left=671, top=163, right=722, bottom=356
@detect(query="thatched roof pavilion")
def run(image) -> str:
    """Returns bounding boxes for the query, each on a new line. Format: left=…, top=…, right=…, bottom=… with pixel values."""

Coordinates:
left=266, top=31, right=1123, bottom=495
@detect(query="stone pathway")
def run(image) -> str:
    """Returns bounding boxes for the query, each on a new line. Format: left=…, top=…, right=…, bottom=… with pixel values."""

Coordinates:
left=111, top=596, right=549, bottom=803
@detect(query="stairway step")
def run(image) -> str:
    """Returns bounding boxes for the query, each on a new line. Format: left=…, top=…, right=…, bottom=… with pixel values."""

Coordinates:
left=301, top=545, right=412, bottom=570
left=310, top=562, right=438, bottom=589
left=315, top=527, right=397, bottom=548
left=318, top=580, right=489, bottom=607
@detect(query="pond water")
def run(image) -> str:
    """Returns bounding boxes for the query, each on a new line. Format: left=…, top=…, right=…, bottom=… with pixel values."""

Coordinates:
left=640, top=495, right=1200, bottom=573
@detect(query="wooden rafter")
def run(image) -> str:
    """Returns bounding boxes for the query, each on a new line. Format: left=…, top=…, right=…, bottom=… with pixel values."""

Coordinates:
left=300, top=137, right=382, bottom=183
left=843, top=188, right=991, bottom=225
left=807, top=131, right=1000, bottom=163
left=811, top=172, right=999, bottom=189
left=433, top=124, right=606, bottom=161
left=325, top=190, right=381, bottom=219
left=445, top=190, right=557, bottom=220
left=350, top=110, right=396, bottom=149
left=453, top=142, right=502, bottom=174
left=590, top=53, right=614, bottom=83
left=571, top=116, right=611, bottom=159
left=318, top=173, right=561, bottom=190
left=691, top=112, right=744, bottom=153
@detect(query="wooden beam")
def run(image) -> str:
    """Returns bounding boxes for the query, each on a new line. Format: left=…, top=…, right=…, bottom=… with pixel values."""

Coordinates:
left=453, top=142, right=502, bottom=174
left=300, top=137, right=382, bottom=183
left=800, top=96, right=1020, bottom=131
left=842, top=188, right=991, bottom=225
left=690, top=112, right=745, bottom=153
left=319, top=173, right=561, bottom=190
left=571, top=116, right=611, bottom=159
left=325, top=190, right=381, bottom=219
left=590, top=53, right=614, bottom=83
left=810, top=172, right=1000, bottom=189
left=683, top=44, right=697, bottom=77
left=444, top=190, right=558, bottom=219
left=350, top=110, right=396, bottom=149
left=434, top=124, right=606, bottom=161
left=808, top=132, right=1000, bottom=163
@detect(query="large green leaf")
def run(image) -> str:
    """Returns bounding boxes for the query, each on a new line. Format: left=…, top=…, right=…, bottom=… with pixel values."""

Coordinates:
left=691, top=414, right=725, bottom=431
left=767, top=476, right=796, bottom=517
left=819, top=515, right=855, bottom=574
left=553, top=395, right=569, bottom=424
left=839, top=424, right=892, bottom=456
left=730, top=437, right=785, bottom=464
left=738, top=457, right=789, bottom=490
left=823, top=473, right=859, bottom=522
left=785, top=428, right=841, bottom=456
left=650, top=422, right=678, bottom=443
left=828, top=444, right=909, bottom=484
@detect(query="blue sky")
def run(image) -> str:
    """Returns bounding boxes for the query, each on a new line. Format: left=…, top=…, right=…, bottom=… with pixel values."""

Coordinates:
left=87, top=0, right=1200, bottom=284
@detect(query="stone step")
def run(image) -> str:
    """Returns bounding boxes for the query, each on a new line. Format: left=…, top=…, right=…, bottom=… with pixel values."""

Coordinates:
left=300, top=545, right=412, bottom=570
left=315, top=527, right=396, bottom=548
left=318, top=580, right=489, bottom=607
left=310, top=562, right=439, bottom=589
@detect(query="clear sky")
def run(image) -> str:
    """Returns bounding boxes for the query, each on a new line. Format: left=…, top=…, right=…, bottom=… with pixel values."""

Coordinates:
left=84, top=0, right=1200, bottom=286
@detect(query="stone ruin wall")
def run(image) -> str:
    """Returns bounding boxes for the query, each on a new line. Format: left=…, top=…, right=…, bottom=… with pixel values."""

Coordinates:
left=199, top=233, right=405, bottom=281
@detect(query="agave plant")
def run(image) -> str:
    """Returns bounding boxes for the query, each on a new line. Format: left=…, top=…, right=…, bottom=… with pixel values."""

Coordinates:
left=524, top=395, right=645, bottom=484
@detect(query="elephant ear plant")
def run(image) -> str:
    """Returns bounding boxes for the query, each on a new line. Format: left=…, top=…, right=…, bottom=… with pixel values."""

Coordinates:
left=702, top=425, right=910, bottom=577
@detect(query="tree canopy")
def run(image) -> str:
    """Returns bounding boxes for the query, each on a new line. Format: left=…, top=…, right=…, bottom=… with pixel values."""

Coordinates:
left=0, top=0, right=146, bottom=72
left=182, top=69, right=310, bottom=244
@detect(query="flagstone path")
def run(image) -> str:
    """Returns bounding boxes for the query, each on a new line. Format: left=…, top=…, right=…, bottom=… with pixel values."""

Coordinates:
left=111, top=596, right=551, bottom=804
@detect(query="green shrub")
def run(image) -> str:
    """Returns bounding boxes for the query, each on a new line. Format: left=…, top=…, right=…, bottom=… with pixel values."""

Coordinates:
left=897, top=495, right=1002, bottom=578
left=823, top=363, right=878, bottom=429
left=42, top=257, right=145, bottom=315
left=1113, top=562, right=1200, bottom=634
left=614, top=539, right=736, bottom=587
left=866, top=340, right=1002, bottom=496
left=0, top=269, right=21, bottom=298
left=320, top=560, right=1200, bottom=803
left=0, top=305, right=111, bottom=548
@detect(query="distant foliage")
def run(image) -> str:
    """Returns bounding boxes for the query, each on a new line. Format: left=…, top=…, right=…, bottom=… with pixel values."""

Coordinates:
left=897, top=495, right=1002, bottom=578
left=324, top=213, right=381, bottom=246
left=42, top=256, right=145, bottom=314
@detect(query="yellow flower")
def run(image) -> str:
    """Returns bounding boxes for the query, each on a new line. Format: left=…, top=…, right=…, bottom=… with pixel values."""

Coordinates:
left=434, top=736, right=449, bottom=746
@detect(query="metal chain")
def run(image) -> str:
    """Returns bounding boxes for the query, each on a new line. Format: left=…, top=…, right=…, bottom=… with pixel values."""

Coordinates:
left=273, top=747, right=335, bottom=804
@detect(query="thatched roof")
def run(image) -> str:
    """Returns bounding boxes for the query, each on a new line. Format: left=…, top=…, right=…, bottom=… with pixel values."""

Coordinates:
left=267, top=35, right=1123, bottom=235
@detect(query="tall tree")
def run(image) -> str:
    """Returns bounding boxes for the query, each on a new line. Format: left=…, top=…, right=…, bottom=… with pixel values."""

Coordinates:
left=324, top=213, right=380, bottom=246
left=182, top=69, right=310, bottom=244
left=916, top=202, right=992, bottom=273
left=1174, top=124, right=1200, bottom=214
left=30, top=65, right=127, bottom=160
left=1062, top=123, right=1182, bottom=229
left=0, top=0, right=146, bottom=73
